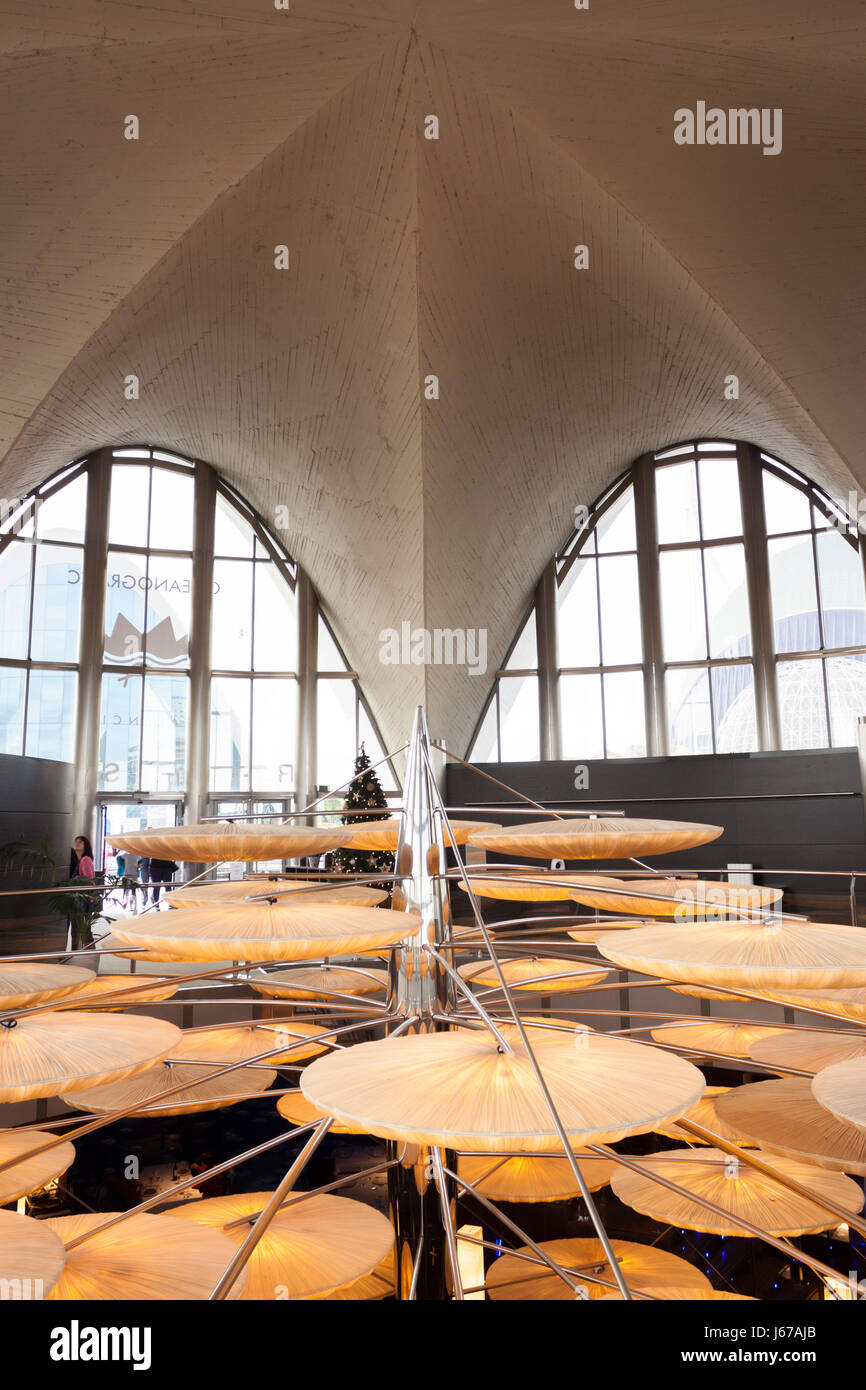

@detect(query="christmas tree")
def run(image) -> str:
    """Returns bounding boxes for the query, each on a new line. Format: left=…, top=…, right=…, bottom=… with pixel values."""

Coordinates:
left=330, top=744, right=394, bottom=888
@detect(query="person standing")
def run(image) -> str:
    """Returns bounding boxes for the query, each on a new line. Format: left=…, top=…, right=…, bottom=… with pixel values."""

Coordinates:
left=136, top=856, right=150, bottom=913
left=149, top=858, right=177, bottom=905
left=70, top=836, right=95, bottom=880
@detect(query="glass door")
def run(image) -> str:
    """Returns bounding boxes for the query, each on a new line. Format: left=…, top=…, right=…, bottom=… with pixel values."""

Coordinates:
left=98, top=800, right=181, bottom=874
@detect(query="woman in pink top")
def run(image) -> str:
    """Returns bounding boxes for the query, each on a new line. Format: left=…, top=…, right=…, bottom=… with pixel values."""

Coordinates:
left=71, top=835, right=95, bottom=880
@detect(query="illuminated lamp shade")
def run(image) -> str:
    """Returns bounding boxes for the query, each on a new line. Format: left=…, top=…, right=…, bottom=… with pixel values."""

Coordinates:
left=173, top=1022, right=331, bottom=1065
left=251, top=964, right=388, bottom=1000
left=108, top=822, right=353, bottom=863
left=62, top=976, right=180, bottom=1009
left=301, top=1026, right=705, bottom=1152
left=277, top=1090, right=371, bottom=1135
left=0, top=1012, right=181, bottom=1103
left=167, top=879, right=386, bottom=908
left=0, top=962, right=95, bottom=1010
left=650, top=1021, right=788, bottom=1060
left=715, top=1078, right=866, bottom=1174
left=610, top=1146, right=864, bottom=1236
left=0, top=1130, right=76, bottom=1206
left=749, top=1030, right=866, bottom=1076
left=60, top=1059, right=276, bottom=1118
left=596, top=918, right=866, bottom=991
left=457, top=956, right=608, bottom=993
left=567, top=877, right=781, bottom=918
left=467, top=817, right=723, bottom=861
left=45, top=1211, right=248, bottom=1299
left=762, top=988, right=866, bottom=1024
left=110, top=903, right=418, bottom=964
left=456, top=870, right=582, bottom=902
left=345, top=818, right=494, bottom=851
left=174, top=1192, right=395, bottom=1300
left=0, top=1209, right=66, bottom=1298
left=485, top=1237, right=712, bottom=1301
left=811, top=1057, right=866, bottom=1131
left=458, top=1151, right=617, bottom=1203
left=653, top=1086, right=757, bottom=1146
left=566, top=919, right=658, bottom=943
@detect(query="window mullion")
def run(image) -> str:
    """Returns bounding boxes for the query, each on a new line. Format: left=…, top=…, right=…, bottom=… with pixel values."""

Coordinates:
left=738, top=442, right=780, bottom=749
left=633, top=453, right=666, bottom=755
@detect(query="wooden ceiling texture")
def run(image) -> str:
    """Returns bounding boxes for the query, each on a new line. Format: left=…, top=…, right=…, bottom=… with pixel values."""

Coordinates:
left=1, top=0, right=864, bottom=754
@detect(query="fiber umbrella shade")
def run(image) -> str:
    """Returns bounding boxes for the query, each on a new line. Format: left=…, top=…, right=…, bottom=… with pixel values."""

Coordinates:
left=345, top=818, right=493, bottom=851
left=610, top=1146, right=864, bottom=1236
left=45, top=1211, right=247, bottom=1300
left=567, top=877, right=782, bottom=918
left=763, top=988, right=866, bottom=1024
left=176, top=1023, right=330, bottom=1065
left=251, top=965, right=389, bottom=1000
left=111, top=903, right=419, bottom=964
left=467, top=817, right=723, bottom=860
left=96, top=933, right=187, bottom=964
left=301, top=1026, right=705, bottom=1152
left=457, top=870, right=585, bottom=902
left=485, top=1237, right=712, bottom=1301
left=458, top=957, right=609, bottom=993
left=0, top=1130, right=76, bottom=1205
left=277, top=1090, right=370, bottom=1135
left=167, top=879, right=386, bottom=909
left=653, top=1087, right=758, bottom=1146
left=600, top=1290, right=756, bottom=1302
left=596, top=918, right=866, bottom=990
left=567, top=919, right=658, bottom=943
left=0, top=1012, right=181, bottom=1103
left=749, top=1030, right=866, bottom=1076
left=0, top=1209, right=66, bottom=1298
left=669, top=983, right=746, bottom=1001
left=715, top=1078, right=866, bottom=1174
left=62, top=976, right=180, bottom=1009
left=811, top=1058, right=866, bottom=1130
left=458, top=1151, right=617, bottom=1202
left=60, top=1059, right=277, bottom=1117
left=332, top=1252, right=395, bottom=1301
left=651, top=1021, right=788, bottom=1060
left=175, top=1192, right=395, bottom=1301
left=108, top=822, right=353, bottom=863
left=0, top=962, right=95, bottom=1010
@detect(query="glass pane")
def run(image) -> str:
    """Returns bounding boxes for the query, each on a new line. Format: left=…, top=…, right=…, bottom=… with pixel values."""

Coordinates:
left=317, top=678, right=357, bottom=790
left=212, top=560, right=253, bottom=670
left=469, top=697, right=498, bottom=764
left=148, top=468, right=194, bottom=550
left=603, top=671, right=647, bottom=758
left=656, top=460, right=700, bottom=544
left=0, top=542, right=32, bottom=660
left=214, top=493, right=255, bottom=558
left=660, top=549, right=706, bottom=662
left=105, top=551, right=147, bottom=664
left=35, top=473, right=87, bottom=543
left=816, top=530, right=866, bottom=648
left=595, top=487, right=636, bottom=553
left=144, top=555, right=191, bottom=668
left=108, top=466, right=149, bottom=548
left=30, top=544, right=82, bottom=663
left=141, top=675, right=188, bottom=792
left=358, top=703, right=399, bottom=791
left=598, top=554, right=641, bottom=665
left=252, top=563, right=297, bottom=672
left=557, top=557, right=600, bottom=667
left=768, top=535, right=820, bottom=653
left=703, top=542, right=751, bottom=659
left=667, top=667, right=712, bottom=756
left=713, top=665, right=758, bottom=752
left=763, top=470, right=811, bottom=534
left=498, top=675, right=539, bottom=761
left=698, top=457, right=742, bottom=539
left=99, top=673, right=142, bottom=792
left=826, top=656, right=866, bottom=748
left=560, top=674, right=604, bottom=760
left=210, top=677, right=251, bottom=791
left=777, top=659, right=828, bottom=749
left=24, top=669, right=77, bottom=762
left=0, top=668, right=25, bottom=755
left=504, top=610, right=537, bottom=669
left=252, top=679, right=297, bottom=790
left=317, top=616, right=347, bottom=671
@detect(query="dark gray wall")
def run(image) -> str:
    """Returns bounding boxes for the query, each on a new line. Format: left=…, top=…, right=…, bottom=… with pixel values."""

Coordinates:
left=0, top=753, right=74, bottom=939
left=446, top=748, right=866, bottom=921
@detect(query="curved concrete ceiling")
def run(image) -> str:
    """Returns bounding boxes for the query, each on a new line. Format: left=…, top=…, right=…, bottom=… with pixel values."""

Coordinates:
left=1, top=1, right=863, bottom=756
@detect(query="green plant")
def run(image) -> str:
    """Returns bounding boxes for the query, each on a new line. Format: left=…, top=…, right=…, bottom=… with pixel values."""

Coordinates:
left=0, top=833, right=56, bottom=882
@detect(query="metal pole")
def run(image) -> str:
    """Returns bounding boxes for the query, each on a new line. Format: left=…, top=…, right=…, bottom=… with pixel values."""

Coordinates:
left=72, top=449, right=111, bottom=843
left=185, top=460, right=216, bottom=844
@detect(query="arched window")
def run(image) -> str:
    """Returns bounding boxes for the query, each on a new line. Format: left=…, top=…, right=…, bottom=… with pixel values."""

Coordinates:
left=468, top=440, right=866, bottom=761
left=0, top=448, right=394, bottom=857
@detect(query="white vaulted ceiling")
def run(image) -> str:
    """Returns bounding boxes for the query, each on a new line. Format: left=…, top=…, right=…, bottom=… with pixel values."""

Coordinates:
left=1, top=0, right=864, bottom=755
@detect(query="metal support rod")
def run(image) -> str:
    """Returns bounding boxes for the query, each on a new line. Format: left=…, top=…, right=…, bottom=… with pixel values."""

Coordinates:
left=432, top=1146, right=464, bottom=1300
left=209, top=1118, right=333, bottom=1300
